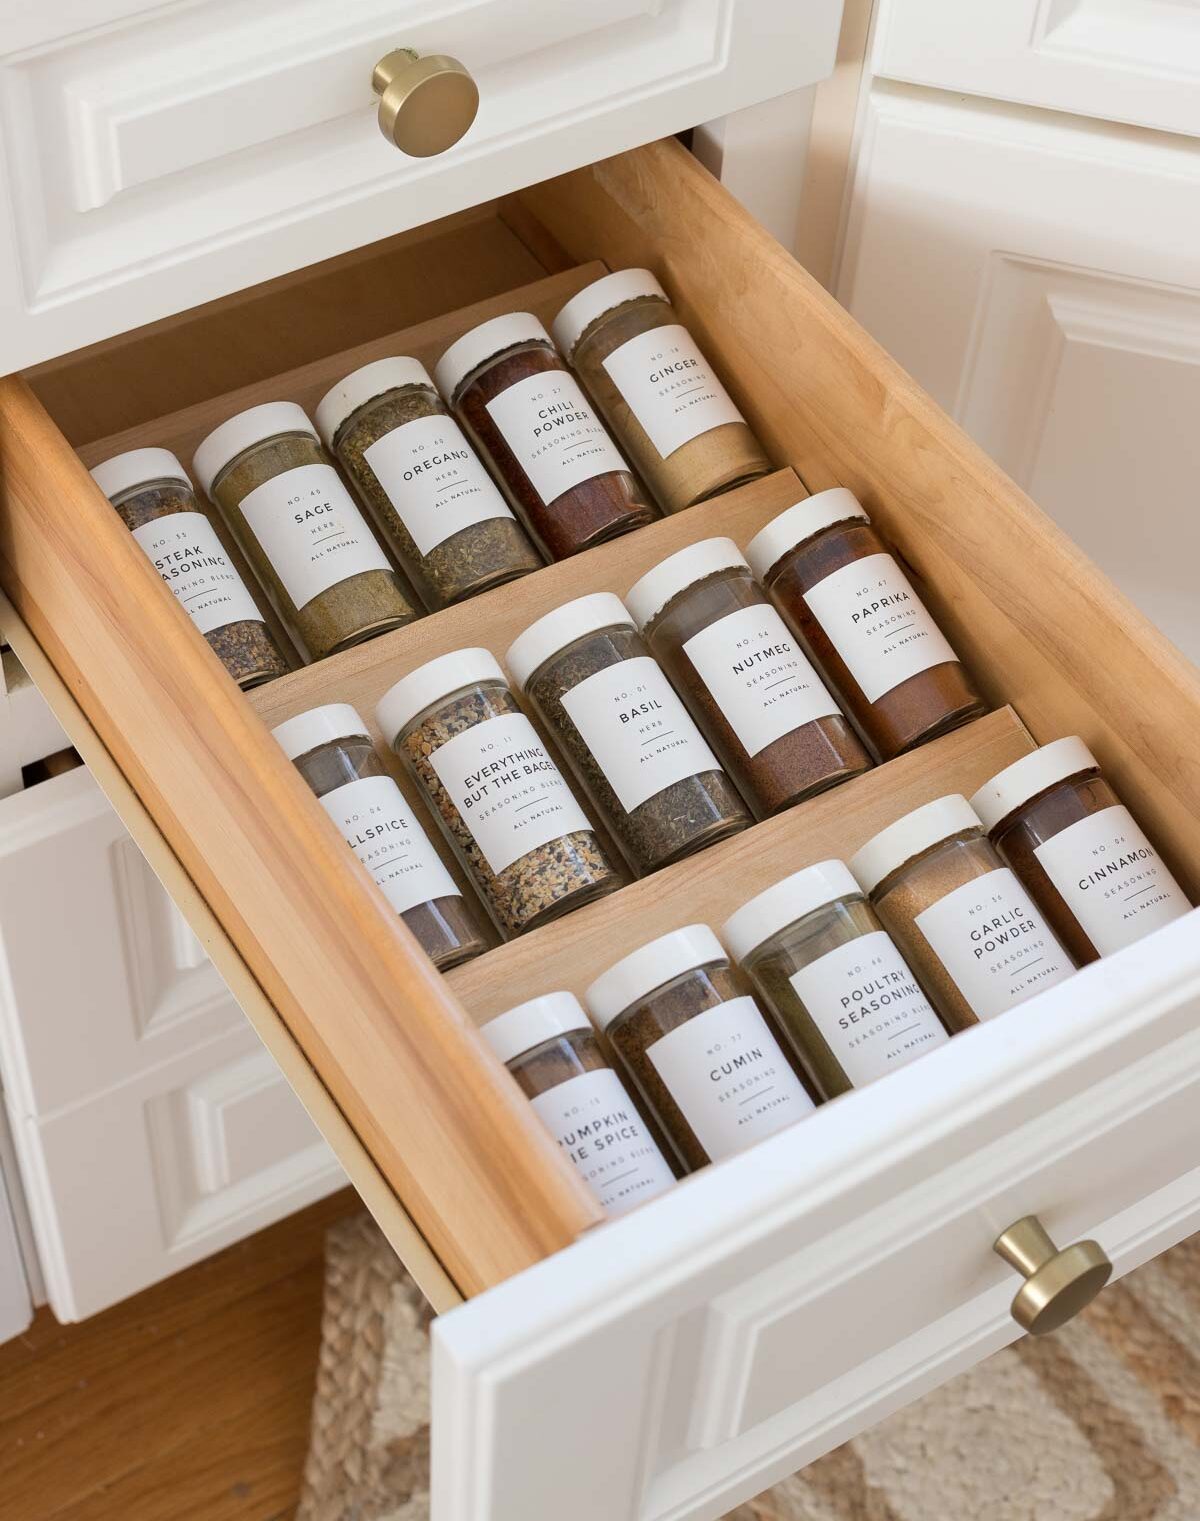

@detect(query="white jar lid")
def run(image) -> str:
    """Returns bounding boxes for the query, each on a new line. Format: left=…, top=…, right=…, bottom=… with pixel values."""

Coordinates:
left=625, top=537, right=748, bottom=631
left=551, top=268, right=668, bottom=359
left=375, top=647, right=506, bottom=743
left=969, top=737, right=1098, bottom=833
left=271, top=702, right=370, bottom=762
left=193, top=401, right=318, bottom=496
left=850, top=794, right=983, bottom=895
left=744, top=489, right=870, bottom=580
left=721, top=859, right=861, bottom=962
left=480, top=990, right=591, bottom=1065
left=314, top=357, right=435, bottom=447
left=505, top=592, right=634, bottom=691
left=585, top=923, right=726, bottom=1032
left=90, top=447, right=191, bottom=501
left=433, top=312, right=553, bottom=403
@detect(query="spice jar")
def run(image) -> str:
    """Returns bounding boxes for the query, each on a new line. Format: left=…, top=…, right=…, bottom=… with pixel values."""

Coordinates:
left=506, top=592, right=751, bottom=876
left=626, top=538, right=871, bottom=819
left=746, top=488, right=986, bottom=761
left=584, top=925, right=815, bottom=1171
left=91, top=448, right=291, bottom=689
left=722, top=860, right=949, bottom=1100
left=434, top=313, right=656, bottom=560
left=551, top=269, right=771, bottom=514
left=376, top=648, right=623, bottom=939
left=272, top=702, right=488, bottom=971
left=480, top=991, right=676, bottom=1215
left=193, top=401, right=416, bottom=662
left=315, top=357, right=542, bottom=611
left=970, top=737, right=1191, bottom=965
left=850, top=795, right=1075, bottom=1031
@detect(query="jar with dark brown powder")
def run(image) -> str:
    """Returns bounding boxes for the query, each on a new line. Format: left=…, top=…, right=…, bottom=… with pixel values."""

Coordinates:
left=506, top=592, right=750, bottom=875
left=435, top=313, right=657, bottom=560
left=747, top=488, right=986, bottom=761
left=480, top=991, right=676, bottom=1215
left=626, top=538, right=871, bottom=819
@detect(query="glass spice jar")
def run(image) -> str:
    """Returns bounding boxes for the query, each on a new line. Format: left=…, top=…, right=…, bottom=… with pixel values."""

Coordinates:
left=626, top=538, right=871, bottom=820
left=722, top=859, right=949, bottom=1100
left=434, top=312, right=656, bottom=561
left=850, top=795, right=1075, bottom=1032
left=193, top=401, right=417, bottom=662
left=584, top=924, right=815, bottom=1171
left=315, top=357, right=542, bottom=611
left=273, top=703, right=487, bottom=970
left=970, top=737, right=1191, bottom=965
left=552, top=268, right=772, bottom=515
left=376, top=648, right=624, bottom=939
left=746, top=488, right=986, bottom=761
left=90, top=448, right=291, bottom=690
left=506, top=592, right=751, bottom=876
left=480, top=991, right=676, bottom=1215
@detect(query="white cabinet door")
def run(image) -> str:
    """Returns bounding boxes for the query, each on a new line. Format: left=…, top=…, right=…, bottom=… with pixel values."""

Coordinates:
left=835, top=86, right=1200, bottom=665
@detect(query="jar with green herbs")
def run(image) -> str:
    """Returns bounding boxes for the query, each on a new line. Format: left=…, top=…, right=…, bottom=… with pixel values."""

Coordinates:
left=505, top=592, right=750, bottom=876
left=552, top=268, right=771, bottom=514
left=722, top=860, right=949, bottom=1100
left=193, top=401, right=416, bottom=662
left=315, top=357, right=542, bottom=610
left=91, top=447, right=291, bottom=689
left=376, top=648, right=624, bottom=939
left=272, top=702, right=488, bottom=971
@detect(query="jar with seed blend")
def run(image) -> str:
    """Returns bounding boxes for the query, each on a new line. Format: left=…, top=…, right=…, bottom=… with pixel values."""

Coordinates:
left=91, top=448, right=291, bottom=690
left=480, top=991, right=676, bottom=1215
left=506, top=592, right=751, bottom=875
left=850, top=795, right=1075, bottom=1032
left=584, top=924, right=815, bottom=1171
left=626, top=538, right=871, bottom=819
left=315, top=357, right=542, bottom=610
left=970, top=737, right=1191, bottom=965
left=193, top=401, right=416, bottom=662
left=746, top=488, right=986, bottom=761
left=722, top=860, right=949, bottom=1100
left=434, top=313, right=656, bottom=560
left=272, top=702, right=488, bottom=971
left=552, top=269, right=771, bottom=514
left=376, top=648, right=623, bottom=939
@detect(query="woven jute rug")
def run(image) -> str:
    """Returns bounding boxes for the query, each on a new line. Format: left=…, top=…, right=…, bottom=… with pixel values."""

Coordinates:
left=297, top=1214, right=1200, bottom=1520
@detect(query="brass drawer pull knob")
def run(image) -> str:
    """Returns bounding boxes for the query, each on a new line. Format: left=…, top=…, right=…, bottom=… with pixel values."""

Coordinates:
left=372, top=49, right=479, bottom=158
left=994, top=1215, right=1112, bottom=1335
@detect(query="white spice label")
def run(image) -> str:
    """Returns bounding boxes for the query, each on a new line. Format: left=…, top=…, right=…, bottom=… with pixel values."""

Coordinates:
left=131, top=512, right=262, bottom=636
left=647, top=997, right=814, bottom=1160
left=803, top=552, right=958, bottom=704
left=363, top=414, right=515, bottom=557
left=530, top=1069, right=674, bottom=1216
left=1033, top=805, right=1191, bottom=955
left=484, top=372, right=627, bottom=504
left=683, top=604, right=840, bottom=758
left=238, top=463, right=391, bottom=610
left=560, top=656, right=722, bottom=814
left=318, top=775, right=459, bottom=917
left=429, top=712, right=593, bottom=876
left=788, top=931, right=947, bottom=1087
left=602, top=323, right=745, bottom=459
left=915, top=868, right=1074, bottom=1020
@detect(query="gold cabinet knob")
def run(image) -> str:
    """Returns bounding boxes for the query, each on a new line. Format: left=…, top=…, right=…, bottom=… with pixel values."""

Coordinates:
left=372, top=49, right=479, bottom=158
left=994, top=1215, right=1112, bottom=1335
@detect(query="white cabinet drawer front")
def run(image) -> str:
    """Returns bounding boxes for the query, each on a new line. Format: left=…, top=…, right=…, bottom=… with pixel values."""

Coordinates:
left=873, top=0, right=1200, bottom=138
left=0, top=0, right=842, bottom=369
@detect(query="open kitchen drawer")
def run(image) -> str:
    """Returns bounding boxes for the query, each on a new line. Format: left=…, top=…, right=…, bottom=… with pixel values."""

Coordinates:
left=3, top=139, right=1200, bottom=1519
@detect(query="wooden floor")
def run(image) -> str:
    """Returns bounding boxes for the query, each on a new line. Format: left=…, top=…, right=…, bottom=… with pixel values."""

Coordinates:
left=0, top=1190, right=360, bottom=1521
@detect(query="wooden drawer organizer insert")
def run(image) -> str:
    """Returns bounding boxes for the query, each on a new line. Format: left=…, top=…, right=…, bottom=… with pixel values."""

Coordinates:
left=4, top=140, right=1199, bottom=1307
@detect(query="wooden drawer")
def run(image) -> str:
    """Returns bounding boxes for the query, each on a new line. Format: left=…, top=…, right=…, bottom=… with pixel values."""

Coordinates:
left=3, top=139, right=1200, bottom=1519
